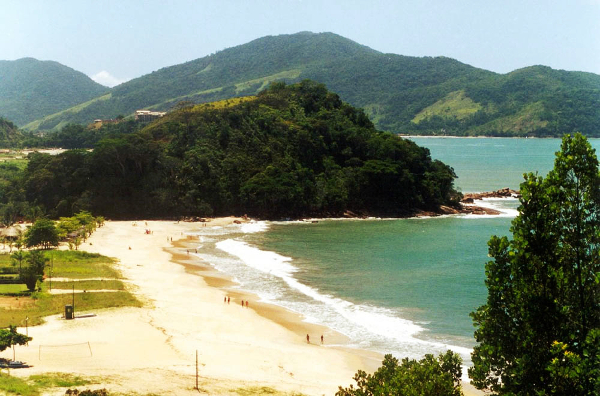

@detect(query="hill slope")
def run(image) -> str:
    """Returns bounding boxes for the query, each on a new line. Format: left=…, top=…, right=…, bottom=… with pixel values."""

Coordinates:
left=22, top=32, right=600, bottom=137
left=0, top=117, right=22, bottom=146
left=0, top=58, right=109, bottom=125
left=13, top=81, right=460, bottom=219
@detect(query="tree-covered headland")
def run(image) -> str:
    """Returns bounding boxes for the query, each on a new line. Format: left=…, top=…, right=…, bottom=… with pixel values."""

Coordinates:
left=0, top=81, right=461, bottom=221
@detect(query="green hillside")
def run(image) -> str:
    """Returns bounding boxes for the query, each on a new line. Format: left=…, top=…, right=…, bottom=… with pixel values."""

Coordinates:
left=3, top=81, right=460, bottom=220
left=20, top=32, right=600, bottom=137
left=0, top=117, right=23, bottom=146
left=0, top=58, right=109, bottom=125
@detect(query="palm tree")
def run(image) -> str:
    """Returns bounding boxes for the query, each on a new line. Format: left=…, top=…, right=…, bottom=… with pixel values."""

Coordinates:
left=10, top=250, right=27, bottom=279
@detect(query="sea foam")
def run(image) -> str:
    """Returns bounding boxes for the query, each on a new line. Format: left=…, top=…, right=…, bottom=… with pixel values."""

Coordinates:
left=215, top=237, right=474, bottom=363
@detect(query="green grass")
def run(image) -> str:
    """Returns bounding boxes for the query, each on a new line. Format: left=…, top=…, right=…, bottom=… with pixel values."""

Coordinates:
left=28, top=372, right=90, bottom=388
left=0, top=250, right=140, bottom=327
left=46, top=280, right=125, bottom=291
left=0, top=254, right=12, bottom=266
left=0, top=284, right=28, bottom=293
left=0, top=372, right=91, bottom=396
left=0, top=291, right=142, bottom=327
left=47, top=251, right=121, bottom=279
left=0, top=373, right=37, bottom=396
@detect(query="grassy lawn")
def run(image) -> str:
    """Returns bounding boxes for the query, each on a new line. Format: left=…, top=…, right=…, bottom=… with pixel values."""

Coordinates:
left=0, top=284, right=28, bottom=293
left=0, top=372, right=92, bottom=396
left=0, top=250, right=140, bottom=328
left=45, top=280, right=125, bottom=290
left=0, top=290, right=142, bottom=327
left=47, top=250, right=121, bottom=279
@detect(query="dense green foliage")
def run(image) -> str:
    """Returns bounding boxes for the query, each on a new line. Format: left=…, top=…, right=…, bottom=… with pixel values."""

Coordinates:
left=0, top=58, right=109, bottom=126
left=0, top=81, right=460, bottom=220
left=21, top=250, right=48, bottom=291
left=470, top=133, right=600, bottom=395
left=25, top=219, right=59, bottom=250
left=0, top=117, right=24, bottom=147
left=20, top=32, right=600, bottom=137
left=0, top=325, right=31, bottom=352
left=337, top=351, right=463, bottom=396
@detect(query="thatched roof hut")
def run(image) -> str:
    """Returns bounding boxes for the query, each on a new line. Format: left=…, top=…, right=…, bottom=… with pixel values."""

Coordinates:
left=0, top=225, right=24, bottom=240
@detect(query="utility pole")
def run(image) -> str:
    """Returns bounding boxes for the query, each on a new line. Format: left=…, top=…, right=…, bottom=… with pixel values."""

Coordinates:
left=195, top=350, right=199, bottom=390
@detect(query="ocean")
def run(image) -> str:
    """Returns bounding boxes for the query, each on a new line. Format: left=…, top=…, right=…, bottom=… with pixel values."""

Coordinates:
left=190, top=137, right=600, bottom=368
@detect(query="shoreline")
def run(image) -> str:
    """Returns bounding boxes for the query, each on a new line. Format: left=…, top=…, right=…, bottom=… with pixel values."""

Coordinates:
left=7, top=219, right=382, bottom=395
left=167, top=219, right=486, bottom=395
left=6, top=218, right=484, bottom=395
left=168, top=236, right=366, bottom=350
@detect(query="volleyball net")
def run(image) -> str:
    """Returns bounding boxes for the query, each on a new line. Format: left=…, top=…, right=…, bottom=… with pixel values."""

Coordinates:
left=38, top=342, right=92, bottom=360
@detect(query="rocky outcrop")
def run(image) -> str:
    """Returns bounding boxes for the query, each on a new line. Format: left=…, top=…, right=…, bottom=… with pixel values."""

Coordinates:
left=461, top=188, right=520, bottom=203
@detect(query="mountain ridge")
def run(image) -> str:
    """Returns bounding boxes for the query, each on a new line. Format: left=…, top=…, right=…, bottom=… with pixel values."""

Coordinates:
left=8, top=32, right=600, bottom=137
left=0, top=57, right=109, bottom=126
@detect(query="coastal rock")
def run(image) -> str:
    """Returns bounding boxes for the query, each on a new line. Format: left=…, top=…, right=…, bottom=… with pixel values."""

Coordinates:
left=460, top=205, right=502, bottom=216
left=439, top=205, right=460, bottom=214
left=462, top=187, right=520, bottom=202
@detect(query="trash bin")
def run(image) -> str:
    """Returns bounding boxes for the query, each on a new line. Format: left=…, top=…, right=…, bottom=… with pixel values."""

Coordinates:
left=65, top=305, right=74, bottom=320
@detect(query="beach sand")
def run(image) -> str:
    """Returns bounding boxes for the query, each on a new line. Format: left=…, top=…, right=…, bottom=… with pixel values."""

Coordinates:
left=7, top=218, right=482, bottom=395
left=8, top=219, right=381, bottom=395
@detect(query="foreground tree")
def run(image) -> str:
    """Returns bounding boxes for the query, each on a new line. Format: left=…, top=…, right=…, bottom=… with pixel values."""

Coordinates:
left=470, top=133, right=600, bottom=395
left=337, top=351, right=463, bottom=396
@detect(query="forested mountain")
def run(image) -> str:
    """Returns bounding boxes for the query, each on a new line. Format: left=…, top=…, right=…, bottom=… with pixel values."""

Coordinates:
left=18, top=32, right=600, bottom=137
left=0, top=117, right=23, bottom=146
left=2, top=82, right=460, bottom=220
left=0, top=58, right=109, bottom=125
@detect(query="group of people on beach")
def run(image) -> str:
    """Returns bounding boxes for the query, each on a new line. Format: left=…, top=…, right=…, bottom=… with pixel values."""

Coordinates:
left=306, top=334, right=324, bottom=345
left=223, top=296, right=249, bottom=308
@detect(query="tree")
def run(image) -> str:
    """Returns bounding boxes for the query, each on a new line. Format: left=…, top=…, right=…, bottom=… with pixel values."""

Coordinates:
left=21, top=250, right=47, bottom=291
left=337, top=351, right=463, bottom=396
left=0, top=325, right=31, bottom=359
left=10, top=250, right=26, bottom=279
left=25, top=219, right=59, bottom=249
left=469, top=133, right=600, bottom=395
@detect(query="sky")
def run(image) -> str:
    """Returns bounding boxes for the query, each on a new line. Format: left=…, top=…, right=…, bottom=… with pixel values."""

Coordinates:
left=2, top=0, right=599, bottom=87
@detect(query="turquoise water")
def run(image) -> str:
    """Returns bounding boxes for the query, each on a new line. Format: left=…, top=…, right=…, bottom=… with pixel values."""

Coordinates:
left=191, top=137, right=600, bottom=365
left=410, top=137, right=564, bottom=192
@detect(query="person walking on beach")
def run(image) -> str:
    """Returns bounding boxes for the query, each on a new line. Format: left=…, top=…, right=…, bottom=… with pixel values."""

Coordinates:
left=321, top=335, right=323, bottom=344
left=227, top=296, right=230, bottom=304
left=245, top=300, right=248, bottom=308
left=224, top=296, right=227, bottom=303
left=241, top=299, right=244, bottom=307
left=306, top=334, right=310, bottom=344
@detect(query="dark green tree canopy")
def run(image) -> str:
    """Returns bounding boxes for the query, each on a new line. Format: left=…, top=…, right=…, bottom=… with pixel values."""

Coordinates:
left=337, top=351, right=463, bottom=396
left=470, top=133, right=600, bottom=395
left=0, top=81, right=461, bottom=220
left=25, top=219, right=60, bottom=249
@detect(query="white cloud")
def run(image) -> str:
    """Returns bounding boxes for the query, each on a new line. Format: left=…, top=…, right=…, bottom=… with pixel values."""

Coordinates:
left=90, top=71, right=128, bottom=88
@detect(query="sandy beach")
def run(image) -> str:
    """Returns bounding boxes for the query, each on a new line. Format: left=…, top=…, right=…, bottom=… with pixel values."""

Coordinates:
left=7, top=219, right=382, bottom=395
left=5, top=218, right=484, bottom=395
